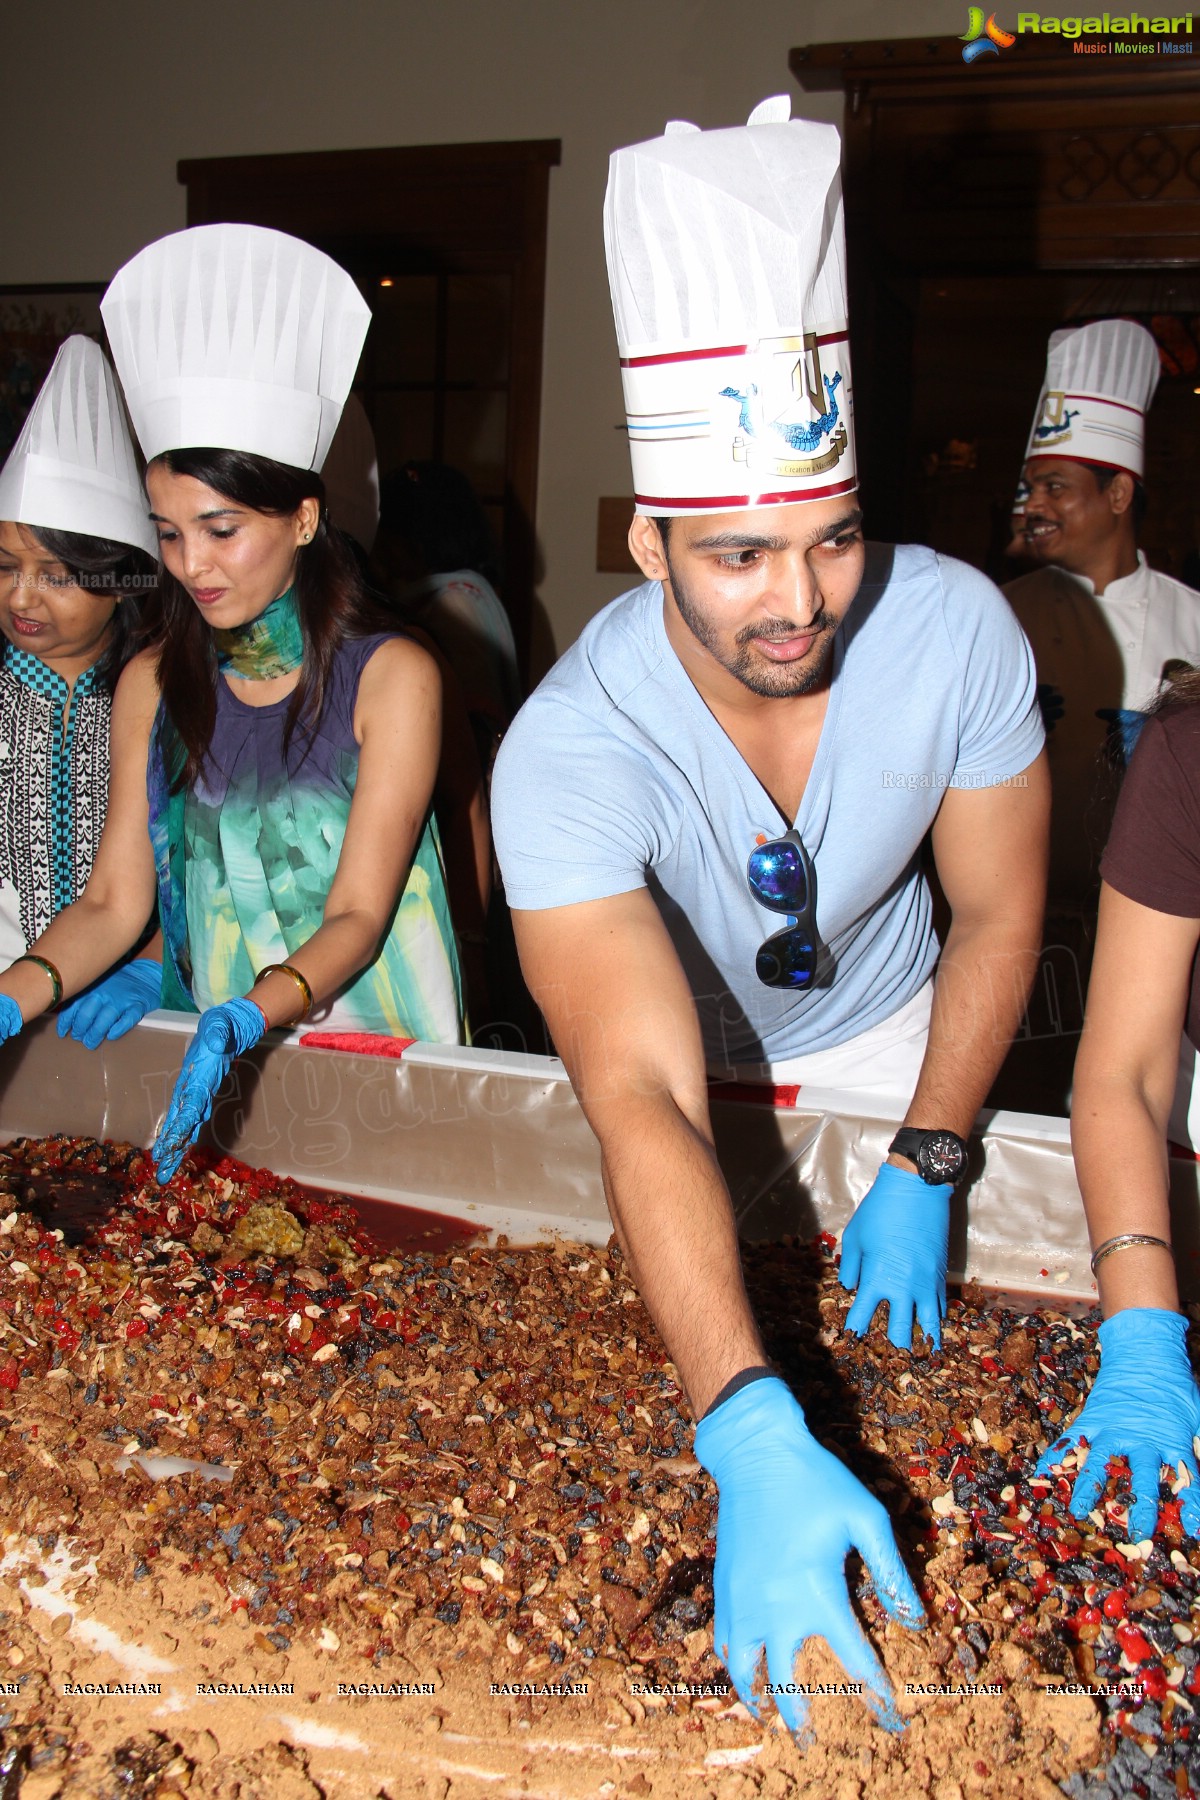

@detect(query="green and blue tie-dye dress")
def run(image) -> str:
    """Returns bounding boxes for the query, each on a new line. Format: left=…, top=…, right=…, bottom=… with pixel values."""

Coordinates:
left=149, top=633, right=464, bottom=1042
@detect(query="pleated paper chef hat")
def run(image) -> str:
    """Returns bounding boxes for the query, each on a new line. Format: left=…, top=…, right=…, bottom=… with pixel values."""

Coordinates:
left=1023, top=319, right=1160, bottom=480
left=604, top=96, right=854, bottom=516
left=101, top=224, right=371, bottom=472
left=321, top=393, right=380, bottom=552
left=0, top=336, right=157, bottom=556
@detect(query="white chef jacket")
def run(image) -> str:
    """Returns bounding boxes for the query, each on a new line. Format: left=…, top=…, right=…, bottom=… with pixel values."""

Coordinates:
left=1005, top=553, right=1200, bottom=909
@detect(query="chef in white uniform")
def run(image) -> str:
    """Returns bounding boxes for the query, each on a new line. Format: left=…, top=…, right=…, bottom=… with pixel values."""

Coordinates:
left=1005, top=320, right=1200, bottom=914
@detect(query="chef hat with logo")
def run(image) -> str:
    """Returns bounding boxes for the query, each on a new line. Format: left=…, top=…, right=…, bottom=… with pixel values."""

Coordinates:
left=1023, top=319, right=1160, bottom=480
left=604, top=96, right=854, bottom=516
left=321, top=393, right=380, bottom=552
left=0, top=335, right=157, bottom=556
left=102, top=224, right=371, bottom=473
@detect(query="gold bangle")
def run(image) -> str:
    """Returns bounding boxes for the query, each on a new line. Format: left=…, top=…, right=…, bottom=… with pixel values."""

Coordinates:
left=253, top=961, right=314, bottom=1021
left=13, top=954, right=63, bottom=1008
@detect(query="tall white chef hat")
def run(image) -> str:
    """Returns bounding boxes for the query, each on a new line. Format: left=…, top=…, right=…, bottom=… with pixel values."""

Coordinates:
left=1023, top=319, right=1160, bottom=480
left=101, top=224, right=371, bottom=473
left=604, top=96, right=854, bottom=516
left=321, top=393, right=380, bottom=552
left=0, top=336, right=157, bottom=557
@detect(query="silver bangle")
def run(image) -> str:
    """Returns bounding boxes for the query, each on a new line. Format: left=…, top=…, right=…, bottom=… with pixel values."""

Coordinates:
left=1089, top=1232, right=1174, bottom=1277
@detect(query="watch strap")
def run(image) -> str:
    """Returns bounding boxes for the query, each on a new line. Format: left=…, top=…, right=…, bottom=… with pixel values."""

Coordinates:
left=890, top=1127, right=932, bottom=1163
left=888, top=1126, right=968, bottom=1184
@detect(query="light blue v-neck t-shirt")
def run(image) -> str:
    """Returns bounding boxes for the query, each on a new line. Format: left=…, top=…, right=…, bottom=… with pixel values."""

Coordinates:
left=492, top=543, right=1042, bottom=1066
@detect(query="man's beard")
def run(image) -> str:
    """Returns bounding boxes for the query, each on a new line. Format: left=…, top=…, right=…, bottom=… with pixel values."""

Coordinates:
left=667, top=556, right=837, bottom=698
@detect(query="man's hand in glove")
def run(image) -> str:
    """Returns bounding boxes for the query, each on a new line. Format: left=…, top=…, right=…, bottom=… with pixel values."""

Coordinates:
left=1035, top=1308, right=1200, bottom=1541
left=57, top=958, right=162, bottom=1049
left=695, top=1376, right=925, bottom=1737
left=840, top=1163, right=951, bottom=1352
left=152, top=998, right=267, bottom=1183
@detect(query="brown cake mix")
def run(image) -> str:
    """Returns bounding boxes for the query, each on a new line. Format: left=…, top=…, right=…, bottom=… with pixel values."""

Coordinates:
left=0, top=1134, right=1195, bottom=1796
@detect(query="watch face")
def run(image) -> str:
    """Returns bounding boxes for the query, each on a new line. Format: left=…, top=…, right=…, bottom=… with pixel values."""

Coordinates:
left=920, top=1133, right=967, bottom=1184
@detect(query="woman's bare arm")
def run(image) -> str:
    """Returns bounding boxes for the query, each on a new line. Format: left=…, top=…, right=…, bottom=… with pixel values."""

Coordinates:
left=1071, top=880, right=1200, bottom=1316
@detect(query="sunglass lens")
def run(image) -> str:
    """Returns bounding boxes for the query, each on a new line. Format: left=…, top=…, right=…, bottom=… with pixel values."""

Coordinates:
left=747, top=838, right=809, bottom=910
left=755, top=927, right=818, bottom=989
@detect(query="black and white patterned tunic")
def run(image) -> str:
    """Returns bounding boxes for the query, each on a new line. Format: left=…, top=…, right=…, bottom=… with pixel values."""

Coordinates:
left=0, top=643, right=111, bottom=963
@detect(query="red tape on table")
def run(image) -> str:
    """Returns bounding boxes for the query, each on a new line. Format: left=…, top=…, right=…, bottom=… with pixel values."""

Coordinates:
left=298, top=1032, right=417, bottom=1059
left=707, top=1081, right=801, bottom=1109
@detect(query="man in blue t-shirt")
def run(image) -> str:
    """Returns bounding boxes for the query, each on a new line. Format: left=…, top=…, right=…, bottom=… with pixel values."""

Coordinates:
left=491, top=102, right=1049, bottom=1740
left=492, top=502, right=1048, bottom=1709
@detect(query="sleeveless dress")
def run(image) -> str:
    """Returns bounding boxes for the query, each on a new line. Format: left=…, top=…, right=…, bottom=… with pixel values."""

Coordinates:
left=149, top=633, right=464, bottom=1042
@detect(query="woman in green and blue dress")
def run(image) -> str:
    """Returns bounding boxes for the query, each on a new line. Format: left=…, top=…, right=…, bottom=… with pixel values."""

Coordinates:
left=0, top=228, right=464, bottom=1178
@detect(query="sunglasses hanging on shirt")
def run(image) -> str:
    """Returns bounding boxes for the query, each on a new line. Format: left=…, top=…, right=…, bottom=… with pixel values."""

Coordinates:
left=746, top=829, right=833, bottom=991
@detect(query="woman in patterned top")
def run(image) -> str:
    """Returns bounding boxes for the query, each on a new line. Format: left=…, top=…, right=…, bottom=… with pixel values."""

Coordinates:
left=0, top=337, right=160, bottom=1039
left=0, top=227, right=465, bottom=1181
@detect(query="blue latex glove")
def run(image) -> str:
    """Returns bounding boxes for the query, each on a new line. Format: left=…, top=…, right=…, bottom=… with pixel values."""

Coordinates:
left=695, top=1376, right=924, bottom=1736
left=56, top=958, right=162, bottom=1050
left=1035, top=1307, right=1200, bottom=1541
left=840, top=1162, right=952, bottom=1351
left=0, top=993, right=23, bottom=1046
left=1096, top=707, right=1148, bottom=766
left=151, top=998, right=267, bottom=1183
left=1037, top=683, right=1065, bottom=734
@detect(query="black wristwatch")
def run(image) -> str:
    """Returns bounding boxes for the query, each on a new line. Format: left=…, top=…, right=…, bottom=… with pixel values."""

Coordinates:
left=888, top=1127, right=969, bottom=1187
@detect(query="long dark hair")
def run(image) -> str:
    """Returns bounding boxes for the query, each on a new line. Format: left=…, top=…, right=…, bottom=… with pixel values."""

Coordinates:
left=30, top=525, right=156, bottom=690
left=147, top=449, right=393, bottom=788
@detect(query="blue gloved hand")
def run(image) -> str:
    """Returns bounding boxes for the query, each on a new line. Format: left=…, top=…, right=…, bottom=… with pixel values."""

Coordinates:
left=1034, top=1307, right=1200, bottom=1541
left=695, top=1376, right=924, bottom=1736
left=840, top=1162, right=951, bottom=1351
left=0, top=994, right=23, bottom=1047
left=56, top=958, right=162, bottom=1050
left=1036, top=683, right=1065, bottom=734
left=1096, top=707, right=1148, bottom=766
left=151, top=998, right=267, bottom=1184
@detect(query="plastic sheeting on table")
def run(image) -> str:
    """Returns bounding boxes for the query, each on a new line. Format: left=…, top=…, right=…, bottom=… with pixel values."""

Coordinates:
left=3, top=1012, right=1199, bottom=1305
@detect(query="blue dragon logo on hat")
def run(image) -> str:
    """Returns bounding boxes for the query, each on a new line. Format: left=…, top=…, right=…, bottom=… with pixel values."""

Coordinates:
left=718, top=333, right=849, bottom=478
left=1032, top=392, right=1081, bottom=446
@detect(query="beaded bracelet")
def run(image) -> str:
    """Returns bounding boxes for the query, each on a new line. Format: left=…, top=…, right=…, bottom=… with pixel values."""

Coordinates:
left=13, top=953, right=63, bottom=1008
left=253, top=961, right=314, bottom=1021
left=1089, top=1232, right=1174, bottom=1276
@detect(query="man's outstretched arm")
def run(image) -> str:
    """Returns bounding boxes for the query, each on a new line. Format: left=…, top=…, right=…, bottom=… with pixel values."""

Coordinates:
left=513, top=890, right=924, bottom=1735
left=841, top=750, right=1050, bottom=1350
left=514, top=887, right=759, bottom=1417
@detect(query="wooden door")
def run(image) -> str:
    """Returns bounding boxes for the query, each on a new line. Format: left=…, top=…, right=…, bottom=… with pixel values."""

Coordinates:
left=790, top=37, right=1200, bottom=575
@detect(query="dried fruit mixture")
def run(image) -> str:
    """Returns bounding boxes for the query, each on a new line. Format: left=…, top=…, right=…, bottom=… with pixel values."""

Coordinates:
left=0, top=1134, right=1197, bottom=1797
